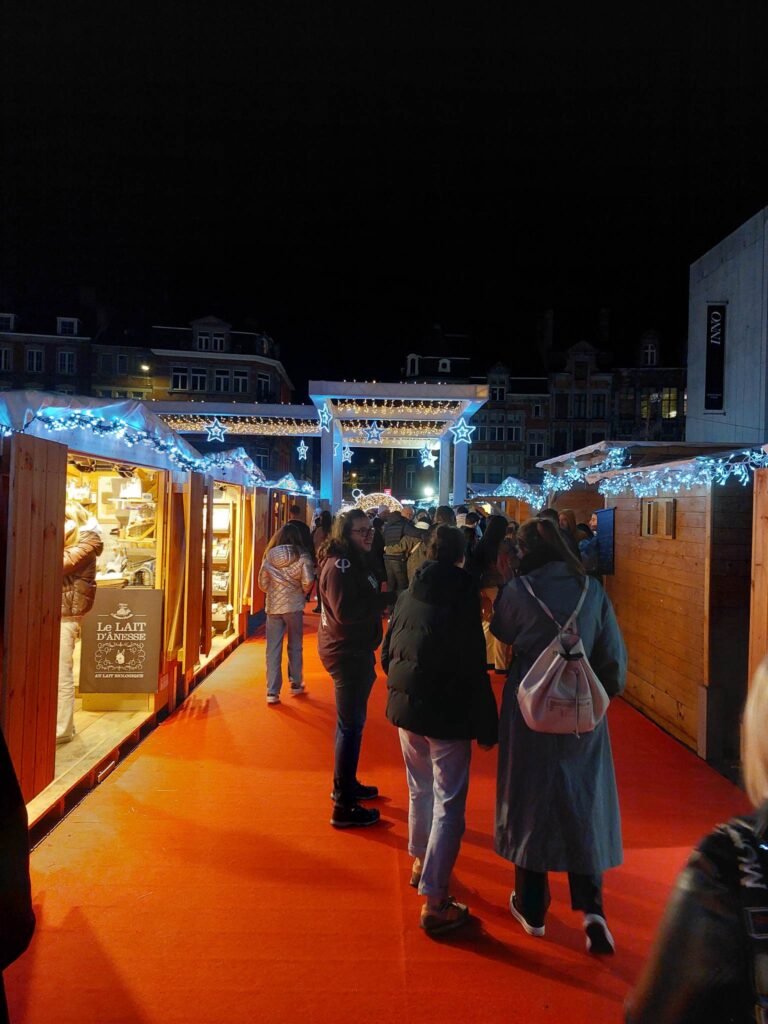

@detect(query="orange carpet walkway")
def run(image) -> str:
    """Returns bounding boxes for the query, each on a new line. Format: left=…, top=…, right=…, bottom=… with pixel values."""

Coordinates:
left=7, top=618, right=747, bottom=1024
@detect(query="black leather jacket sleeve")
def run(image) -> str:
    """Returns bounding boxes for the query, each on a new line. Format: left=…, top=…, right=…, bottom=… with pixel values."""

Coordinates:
left=626, top=828, right=751, bottom=1024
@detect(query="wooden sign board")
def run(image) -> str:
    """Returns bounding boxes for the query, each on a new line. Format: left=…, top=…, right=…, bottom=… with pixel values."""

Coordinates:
left=80, top=588, right=163, bottom=693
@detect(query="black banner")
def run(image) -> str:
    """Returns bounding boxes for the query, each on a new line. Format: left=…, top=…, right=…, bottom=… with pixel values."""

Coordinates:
left=704, top=304, right=726, bottom=411
left=596, top=507, right=615, bottom=576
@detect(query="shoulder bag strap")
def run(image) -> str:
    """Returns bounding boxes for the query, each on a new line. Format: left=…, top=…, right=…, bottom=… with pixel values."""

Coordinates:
left=520, top=575, right=589, bottom=633
left=723, top=819, right=768, bottom=1022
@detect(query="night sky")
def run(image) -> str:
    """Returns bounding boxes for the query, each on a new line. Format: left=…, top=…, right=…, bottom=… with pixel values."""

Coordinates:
left=4, top=4, right=768, bottom=395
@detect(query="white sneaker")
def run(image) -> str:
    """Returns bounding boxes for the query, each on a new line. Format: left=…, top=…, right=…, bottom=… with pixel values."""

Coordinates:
left=289, top=684, right=308, bottom=697
left=509, top=892, right=545, bottom=936
left=584, top=914, right=615, bottom=955
left=266, top=695, right=280, bottom=705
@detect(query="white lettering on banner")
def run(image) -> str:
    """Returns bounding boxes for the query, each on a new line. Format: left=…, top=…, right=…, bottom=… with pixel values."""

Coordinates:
left=335, top=558, right=351, bottom=573
left=709, top=310, right=723, bottom=345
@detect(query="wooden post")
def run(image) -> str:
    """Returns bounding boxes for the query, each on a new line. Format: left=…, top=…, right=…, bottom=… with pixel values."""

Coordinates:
left=750, top=469, right=768, bottom=685
left=201, top=476, right=214, bottom=656
left=181, top=472, right=204, bottom=685
left=1, top=434, right=67, bottom=801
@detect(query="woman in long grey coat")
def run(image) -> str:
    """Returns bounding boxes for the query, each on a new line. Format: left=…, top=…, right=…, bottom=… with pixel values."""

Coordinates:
left=490, top=516, right=627, bottom=955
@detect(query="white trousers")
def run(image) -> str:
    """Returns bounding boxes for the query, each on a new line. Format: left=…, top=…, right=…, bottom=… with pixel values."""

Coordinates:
left=57, top=619, right=81, bottom=742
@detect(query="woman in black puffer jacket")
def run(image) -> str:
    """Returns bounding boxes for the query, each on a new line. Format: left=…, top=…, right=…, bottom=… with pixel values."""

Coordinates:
left=382, top=525, right=498, bottom=936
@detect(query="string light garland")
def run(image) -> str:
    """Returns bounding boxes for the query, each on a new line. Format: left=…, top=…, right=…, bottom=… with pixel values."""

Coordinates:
left=493, top=477, right=546, bottom=511
left=160, top=414, right=321, bottom=436
left=23, top=409, right=318, bottom=493
left=331, top=399, right=464, bottom=417
left=541, top=447, right=628, bottom=495
left=596, top=449, right=768, bottom=500
left=350, top=488, right=403, bottom=512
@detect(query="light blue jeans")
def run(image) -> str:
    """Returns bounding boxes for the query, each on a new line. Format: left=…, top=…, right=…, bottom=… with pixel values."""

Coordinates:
left=398, top=730, right=472, bottom=900
left=265, top=611, right=304, bottom=697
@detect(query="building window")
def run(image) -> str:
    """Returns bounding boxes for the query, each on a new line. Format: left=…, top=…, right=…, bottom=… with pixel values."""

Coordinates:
left=405, top=469, right=415, bottom=490
left=527, top=431, right=546, bottom=459
left=0, top=314, right=15, bottom=332
left=572, top=393, right=587, bottom=418
left=251, top=447, right=269, bottom=470
left=554, top=394, right=569, bottom=419
left=406, top=354, right=420, bottom=377
left=190, top=369, right=207, bottom=391
left=507, top=425, right=522, bottom=442
left=618, top=388, right=635, bottom=417
left=233, top=370, right=249, bottom=393
left=0, top=347, right=11, bottom=371
left=256, top=372, right=271, bottom=400
left=214, top=369, right=230, bottom=393
left=197, top=332, right=211, bottom=351
left=99, top=353, right=112, bottom=373
left=57, top=351, right=76, bottom=375
left=116, top=354, right=128, bottom=375
left=553, top=428, right=569, bottom=454
left=490, top=386, right=506, bottom=402
left=211, top=333, right=225, bottom=352
left=26, top=348, right=43, bottom=373
left=131, top=391, right=144, bottom=399
left=531, top=401, right=543, bottom=418
left=641, top=497, right=676, bottom=538
left=476, top=427, right=487, bottom=441
left=642, top=342, right=658, bottom=367
left=592, top=394, right=606, bottom=419
left=591, top=431, right=606, bottom=443
left=572, top=428, right=587, bottom=449
left=171, top=366, right=189, bottom=390
left=640, top=388, right=659, bottom=421
left=661, top=387, right=678, bottom=419
left=438, top=359, right=451, bottom=374
left=57, top=317, right=79, bottom=336
left=574, top=360, right=588, bottom=382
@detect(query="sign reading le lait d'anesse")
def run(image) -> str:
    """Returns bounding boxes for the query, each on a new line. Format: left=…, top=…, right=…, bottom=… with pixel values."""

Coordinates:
left=80, top=588, right=163, bottom=693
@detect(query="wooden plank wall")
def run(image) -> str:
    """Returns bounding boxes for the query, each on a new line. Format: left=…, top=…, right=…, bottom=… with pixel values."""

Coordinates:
left=1, top=435, right=67, bottom=801
left=200, top=477, right=214, bottom=656
left=181, top=472, right=204, bottom=682
left=605, top=488, right=709, bottom=751
left=551, top=485, right=603, bottom=524
left=750, top=470, right=768, bottom=685
left=706, top=476, right=753, bottom=763
left=251, top=491, right=270, bottom=616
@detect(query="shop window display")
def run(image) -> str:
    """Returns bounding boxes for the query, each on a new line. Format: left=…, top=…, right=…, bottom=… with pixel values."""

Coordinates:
left=203, top=484, right=242, bottom=652
left=54, top=456, right=167, bottom=779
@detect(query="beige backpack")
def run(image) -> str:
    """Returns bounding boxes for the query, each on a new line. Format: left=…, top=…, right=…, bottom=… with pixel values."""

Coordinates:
left=516, top=576, right=609, bottom=736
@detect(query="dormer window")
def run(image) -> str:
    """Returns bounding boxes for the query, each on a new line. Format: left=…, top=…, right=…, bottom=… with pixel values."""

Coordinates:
left=0, top=314, right=16, bottom=332
left=57, top=317, right=79, bottom=337
left=211, top=332, right=225, bottom=352
left=438, top=358, right=451, bottom=374
left=197, top=332, right=211, bottom=351
left=406, top=354, right=420, bottom=377
left=642, top=342, right=658, bottom=366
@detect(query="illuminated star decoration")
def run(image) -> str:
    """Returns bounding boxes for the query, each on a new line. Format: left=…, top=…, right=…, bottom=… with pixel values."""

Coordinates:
left=206, top=417, right=227, bottom=443
left=449, top=417, right=475, bottom=445
left=296, top=439, right=309, bottom=461
left=363, top=420, right=385, bottom=443
left=419, top=444, right=438, bottom=468
left=317, top=402, right=332, bottom=433
left=342, top=445, right=353, bottom=464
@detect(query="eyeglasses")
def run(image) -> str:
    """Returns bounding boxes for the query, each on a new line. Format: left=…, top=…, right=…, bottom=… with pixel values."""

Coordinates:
left=351, top=527, right=374, bottom=538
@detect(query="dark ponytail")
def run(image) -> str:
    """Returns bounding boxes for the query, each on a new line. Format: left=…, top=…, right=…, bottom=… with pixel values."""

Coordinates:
left=424, top=525, right=466, bottom=565
left=517, top=517, right=586, bottom=576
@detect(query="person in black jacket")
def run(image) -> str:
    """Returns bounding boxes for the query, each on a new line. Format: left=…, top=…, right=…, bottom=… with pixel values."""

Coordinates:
left=382, top=507, right=421, bottom=600
left=382, top=525, right=499, bottom=936
left=0, top=729, right=35, bottom=1024
left=625, top=657, right=768, bottom=1024
left=318, top=509, right=396, bottom=828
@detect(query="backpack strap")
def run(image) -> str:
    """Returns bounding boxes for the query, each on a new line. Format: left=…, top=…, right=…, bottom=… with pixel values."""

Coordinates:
left=520, top=575, right=589, bottom=632
left=722, top=818, right=768, bottom=1022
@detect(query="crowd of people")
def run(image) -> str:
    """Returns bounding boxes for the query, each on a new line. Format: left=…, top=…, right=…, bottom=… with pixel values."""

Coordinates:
left=257, top=500, right=624, bottom=946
